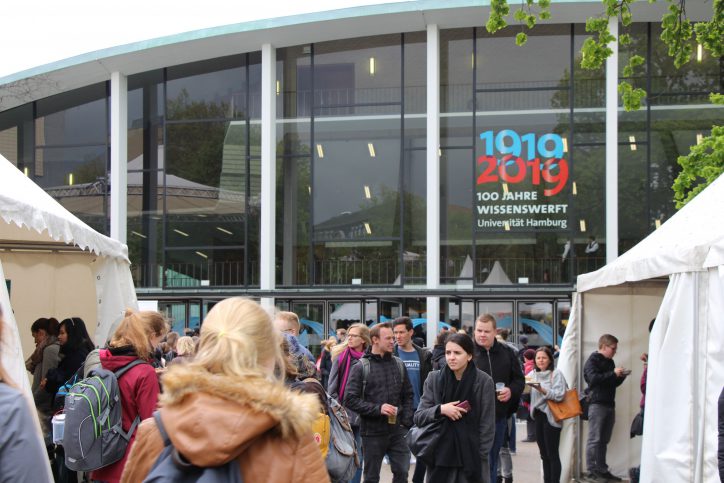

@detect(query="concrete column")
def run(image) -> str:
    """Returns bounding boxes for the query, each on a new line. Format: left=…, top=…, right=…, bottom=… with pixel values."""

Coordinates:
left=426, top=24, right=440, bottom=348
left=110, top=72, right=128, bottom=243
left=605, top=17, right=619, bottom=263
left=260, top=43, right=277, bottom=309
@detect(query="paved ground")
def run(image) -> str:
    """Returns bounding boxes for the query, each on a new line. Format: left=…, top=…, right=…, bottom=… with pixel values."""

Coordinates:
left=380, top=421, right=543, bottom=482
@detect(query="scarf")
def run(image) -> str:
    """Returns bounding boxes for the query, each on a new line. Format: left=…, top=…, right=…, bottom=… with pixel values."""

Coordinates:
left=430, top=363, right=483, bottom=482
left=337, top=347, right=364, bottom=401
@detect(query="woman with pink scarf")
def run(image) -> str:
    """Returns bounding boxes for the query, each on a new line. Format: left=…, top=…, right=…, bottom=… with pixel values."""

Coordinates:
left=327, top=323, right=370, bottom=483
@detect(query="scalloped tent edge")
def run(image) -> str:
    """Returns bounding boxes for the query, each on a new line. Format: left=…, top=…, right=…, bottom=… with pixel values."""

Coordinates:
left=0, top=156, right=137, bottom=398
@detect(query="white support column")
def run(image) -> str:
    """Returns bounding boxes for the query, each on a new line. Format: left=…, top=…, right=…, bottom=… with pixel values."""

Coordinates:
left=605, top=17, right=619, bottom=263
left=110, top=72, right=128, bottom=243
left=426, top=24, right=440, bottom=348
left=260, top=43, right=277, bottom=311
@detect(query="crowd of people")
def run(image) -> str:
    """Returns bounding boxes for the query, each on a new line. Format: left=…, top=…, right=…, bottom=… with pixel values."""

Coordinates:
left=1, top=298, right=653, bottom=483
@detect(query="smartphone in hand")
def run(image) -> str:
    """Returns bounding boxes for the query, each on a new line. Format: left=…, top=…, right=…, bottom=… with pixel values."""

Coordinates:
left=455, top=400, right=471, bottom=411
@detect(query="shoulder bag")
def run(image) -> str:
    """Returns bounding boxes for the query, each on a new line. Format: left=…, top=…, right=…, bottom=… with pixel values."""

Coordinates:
left=545, top=372, right=583, bottom=423
left=405, top=418, right=443, bottom=466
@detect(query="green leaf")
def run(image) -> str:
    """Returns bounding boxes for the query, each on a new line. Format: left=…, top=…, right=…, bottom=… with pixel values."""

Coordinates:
left=514, top=9, right=527, bottom=22
left=516, top=32, right=528, bottom=46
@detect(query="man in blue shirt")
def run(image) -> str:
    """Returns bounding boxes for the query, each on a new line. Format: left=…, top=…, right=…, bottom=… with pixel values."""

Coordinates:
left=392, top=316, right=432, bottom=483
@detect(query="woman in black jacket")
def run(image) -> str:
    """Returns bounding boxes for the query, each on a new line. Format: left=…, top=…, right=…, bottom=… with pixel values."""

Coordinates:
left=414, top=333, right=496, bottom=483
left=41, top=317, right=94, bottom=400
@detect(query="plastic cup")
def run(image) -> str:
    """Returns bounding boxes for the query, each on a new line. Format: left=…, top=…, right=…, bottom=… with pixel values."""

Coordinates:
left=387, top=406, right=398, bottom=425
left=495, top=382, right=505, bottom=394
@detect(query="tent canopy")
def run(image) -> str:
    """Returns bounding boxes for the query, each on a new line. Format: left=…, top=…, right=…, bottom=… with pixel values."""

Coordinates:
left=558, top=174, right=724, bottom=482
left=0, top=156, right=137, bottom=389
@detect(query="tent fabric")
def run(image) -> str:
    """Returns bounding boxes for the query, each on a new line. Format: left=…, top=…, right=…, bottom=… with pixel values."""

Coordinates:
left=577, top=174, right=724, bottom=293
left=0, top=156, right=137, bottom=347
left=0, top=260, right=31, bottom=396
left=0, top=158, right=128, bottom=262
left=560, top=174, right=724, bottom=482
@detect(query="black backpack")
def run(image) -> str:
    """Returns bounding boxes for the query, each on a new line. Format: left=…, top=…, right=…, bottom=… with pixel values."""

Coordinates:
left=143, top=411, right=244, bottom=483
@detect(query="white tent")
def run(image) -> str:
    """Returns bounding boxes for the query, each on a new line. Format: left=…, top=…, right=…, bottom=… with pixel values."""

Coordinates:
left=558, top=174, right=724, bottom=482
left=0, top=156, right=138, bottom=394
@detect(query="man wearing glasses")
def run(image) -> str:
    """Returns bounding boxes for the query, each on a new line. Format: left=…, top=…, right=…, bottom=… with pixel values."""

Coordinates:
left=583, top=334, right=630, bottom=481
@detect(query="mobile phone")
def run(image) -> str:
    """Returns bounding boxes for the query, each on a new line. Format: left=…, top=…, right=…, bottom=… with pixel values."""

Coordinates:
left=621, top=369, right=632, bottom=376
left=455, top=400, right=471, bottom=411
left=526, top=381, right=541, bottom=386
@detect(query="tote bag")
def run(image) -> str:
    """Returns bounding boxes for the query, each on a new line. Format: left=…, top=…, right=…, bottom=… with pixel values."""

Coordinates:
left=547, top=388, right=583, bottom=422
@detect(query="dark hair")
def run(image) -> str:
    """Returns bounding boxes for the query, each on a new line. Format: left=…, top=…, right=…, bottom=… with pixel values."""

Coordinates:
left=392, top=316, right=413, bottom=331
left=435, top=330, right=451, bottom=347
left=369, top=322, right=391, bottom=341
left=446, top=333, right=475, bottom=356
left=534, top=346, right=555, bottom=371
left=523, top=348, right=535, bottom=360
left=648, top=318, right=655, bottom=333
left=59, top=317, right=94, bottom=353
left=31, top=317, right=60, bottom=336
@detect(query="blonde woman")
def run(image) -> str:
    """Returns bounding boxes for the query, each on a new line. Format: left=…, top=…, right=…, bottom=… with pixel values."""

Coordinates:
left=92, top=309, right=169, bottom=483
left=120, top=298, right=329, bottom=483
left=327, top=322, right=370, bottom=483
left=167, top=336, right=195, bottom=366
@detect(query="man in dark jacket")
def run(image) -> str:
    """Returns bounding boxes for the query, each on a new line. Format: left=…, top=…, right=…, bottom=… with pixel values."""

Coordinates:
left=473, top=314, right=525, bottom=483
left=344, top=322, right=414, bottom=483
left=583, top=334, right=628, bottom=481
left=393, top=316, right=433, bottom=483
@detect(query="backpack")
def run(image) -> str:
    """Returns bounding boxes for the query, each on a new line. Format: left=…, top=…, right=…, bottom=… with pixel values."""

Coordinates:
left=325, top=394, right=359, bottom=482
left=62, top=359, right=146, bottom=471
left=359, top=356, right=405, bottom=398
left=143, top=411, right=243, bottom=483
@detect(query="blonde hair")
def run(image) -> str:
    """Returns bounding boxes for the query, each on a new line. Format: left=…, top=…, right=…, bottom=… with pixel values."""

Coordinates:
left=176, top=336, right=196, bottom=356
left=109, top=309, right=169, bottom=361
left=192, top=297, right=285, bottom=380
left=331, top=323, right=370, bottom=359
left=274, top=311, right=300, bottom=331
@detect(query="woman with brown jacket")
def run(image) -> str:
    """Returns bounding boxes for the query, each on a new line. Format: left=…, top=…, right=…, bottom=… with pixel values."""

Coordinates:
left=120, top=297, right=330, bottom=483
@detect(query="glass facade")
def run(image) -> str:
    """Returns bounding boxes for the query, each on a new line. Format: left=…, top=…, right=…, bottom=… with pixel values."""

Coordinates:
left=0, top=22, right=720, bottom=299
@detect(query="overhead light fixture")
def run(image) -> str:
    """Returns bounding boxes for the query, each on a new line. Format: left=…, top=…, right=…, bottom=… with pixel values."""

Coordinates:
left=316, top=144, right=324, bottom=158
left=696, top=133, right=704, bottom=145
left=216, top=227, right=233, bottom=235
left=502, top=183, right=509, bottom=195
left=364, top=222, right=372, bottom=235
left=131, top=231, right=146, bottom=239
left=579, top=219, right=587, bottom=232
left=173, top=229, right=189, bottom=237
left=276, top=80, right=281, bottom=96
left=697, top=44, right=703, bottom=62
left=471, top=53, right=475, bottom=69
left=438, top=148, right=442, bottom=157
left=655, top=218, right=662, bottom=229
left=196, top=214, right=207, bottom=218
left=572, top=181, right=578, bottom=195
left=23, top=167, right=29, bottom=176
left=504, top=221, right=510, bottom=231
left=562, top=137, right=568, bottom=153
left=629, top=135, right=637, bottom=151
left=308, top=185, right=312, bottom=195
left=364, top=185, right=372, bottom=199
left=367, top=143, right=376, bottom=157
left=195, top=251, right=208, bottom=259
left=369, top=57, right=376, bottom=76
left=68, top=173, right=74, bottom=185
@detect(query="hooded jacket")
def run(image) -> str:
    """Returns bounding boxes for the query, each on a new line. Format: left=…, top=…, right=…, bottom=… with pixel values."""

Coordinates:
left=120, top=363, right=330, bottom=483
left=472, top=339, right=525, bottom=421
left=91, top=347, right=160, bottom=483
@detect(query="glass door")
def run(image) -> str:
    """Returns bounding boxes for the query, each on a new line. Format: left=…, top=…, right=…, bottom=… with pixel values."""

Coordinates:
left=517, top=300, right=556, bottom=348
left=329, top=300, right=361, bottom=332
left=291, top=301, right=325, bottom=358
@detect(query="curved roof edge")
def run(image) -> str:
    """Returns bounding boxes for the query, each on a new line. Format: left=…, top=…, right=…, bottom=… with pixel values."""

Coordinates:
left=0, top=0, right=612, bottom=86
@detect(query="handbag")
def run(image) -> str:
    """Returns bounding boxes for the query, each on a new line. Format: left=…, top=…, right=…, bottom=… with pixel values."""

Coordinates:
left=630, top=408, right=644, bottom=438
left=547, top=388, right=583, bottom=423
left=405, top=418, right=443, bottom=466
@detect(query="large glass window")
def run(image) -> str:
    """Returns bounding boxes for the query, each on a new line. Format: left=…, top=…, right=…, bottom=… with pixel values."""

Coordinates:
left=277, top=33, right=425, bottom=286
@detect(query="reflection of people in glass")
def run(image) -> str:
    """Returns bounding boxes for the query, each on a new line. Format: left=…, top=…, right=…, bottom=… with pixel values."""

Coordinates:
left=561, top=240, right=572, bottom=282
left=585, top=235, right=600, bottom=271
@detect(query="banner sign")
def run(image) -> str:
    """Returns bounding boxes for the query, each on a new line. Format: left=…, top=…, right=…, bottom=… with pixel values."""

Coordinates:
left=475, top=129, right=569, bottom=232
